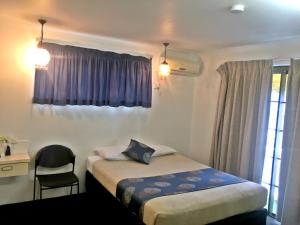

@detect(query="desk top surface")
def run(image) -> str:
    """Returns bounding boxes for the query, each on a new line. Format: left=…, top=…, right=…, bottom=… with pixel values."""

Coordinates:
left=0, top=153, right=30, bottom=165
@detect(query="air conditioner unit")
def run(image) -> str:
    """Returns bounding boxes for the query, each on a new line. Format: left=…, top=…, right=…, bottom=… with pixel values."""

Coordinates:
left=160, top=50, right=203, bottom=77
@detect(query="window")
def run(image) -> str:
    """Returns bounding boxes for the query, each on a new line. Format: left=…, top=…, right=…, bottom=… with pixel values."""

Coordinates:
left=33, top=43, right=152, bottom=108
left=262, top=66, right=288, bottom=217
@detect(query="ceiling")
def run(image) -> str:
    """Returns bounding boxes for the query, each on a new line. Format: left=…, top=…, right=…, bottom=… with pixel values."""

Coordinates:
left=1, top=0, right=300, bottom=52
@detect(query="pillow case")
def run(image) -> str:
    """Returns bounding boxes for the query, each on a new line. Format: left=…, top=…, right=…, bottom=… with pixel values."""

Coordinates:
left=94, top=144, right=129, bottom=160
left=122, top=139, right=155, bottom=164
left=152, top=145, right=176, bottom=157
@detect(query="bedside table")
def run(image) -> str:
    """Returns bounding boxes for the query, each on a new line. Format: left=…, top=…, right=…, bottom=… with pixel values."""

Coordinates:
left=0, top=153, right=30, bottom=177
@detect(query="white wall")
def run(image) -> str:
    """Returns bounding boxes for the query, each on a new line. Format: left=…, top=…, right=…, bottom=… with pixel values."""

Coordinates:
left=0, top=16, right=196, bottom=204
left=190, top=37, right=300, bottom=165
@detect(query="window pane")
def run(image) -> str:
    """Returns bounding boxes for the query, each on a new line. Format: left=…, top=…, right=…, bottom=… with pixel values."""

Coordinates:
left=278, top=147, right=282, bottom=160
left=275, top=131, right=283, bottom=159
left=274, top=160, right=281, bottom=187
left=271, top=187, right=279, bottom=215
left=277, top=103, right=286, bottom=131
left=262, top=157, right=272, bottom=184
left=271, top=92, right=279, bottom=102
left=282, top=74, right=289, bottom=102
left=265, top=130, right=275, bottom=158
left=271, top=74, right=281, bottom=101
left=269, top=102, right=279, bottom=130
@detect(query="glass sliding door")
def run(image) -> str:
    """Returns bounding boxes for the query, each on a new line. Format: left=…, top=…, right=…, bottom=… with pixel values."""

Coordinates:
left=262, top=66, right=288, bottom=218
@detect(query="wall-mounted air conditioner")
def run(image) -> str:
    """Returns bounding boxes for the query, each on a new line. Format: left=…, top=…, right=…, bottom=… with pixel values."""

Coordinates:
left=160, top=50, right=203, bottom=77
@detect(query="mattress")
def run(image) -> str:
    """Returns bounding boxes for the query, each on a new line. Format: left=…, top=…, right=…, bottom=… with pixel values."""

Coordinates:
left=87, top=154, right=267, bottom=225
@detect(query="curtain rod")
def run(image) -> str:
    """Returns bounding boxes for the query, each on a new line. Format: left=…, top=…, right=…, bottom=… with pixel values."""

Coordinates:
left=273, top=57, right=300, bottom=66
left=44, top=39, right=153, bottom=60
left=273, top=58, right=290, bottom=67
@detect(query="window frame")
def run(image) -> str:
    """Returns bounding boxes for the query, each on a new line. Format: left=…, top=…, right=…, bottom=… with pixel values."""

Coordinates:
left=265, top=66, right=288, bottom=218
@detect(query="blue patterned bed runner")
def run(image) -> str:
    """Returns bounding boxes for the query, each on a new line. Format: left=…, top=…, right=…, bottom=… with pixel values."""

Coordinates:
left=116, top=168, right=246, bottom=219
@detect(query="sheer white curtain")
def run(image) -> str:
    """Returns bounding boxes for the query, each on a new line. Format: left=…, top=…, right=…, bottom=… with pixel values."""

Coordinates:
left=210, top=60, right=272, bottom=183
left=278, top=59, right=300, bottom=225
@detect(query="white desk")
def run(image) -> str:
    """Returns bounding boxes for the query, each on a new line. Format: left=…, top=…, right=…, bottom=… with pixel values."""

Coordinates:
left=0, top=153, right=30, bottom=177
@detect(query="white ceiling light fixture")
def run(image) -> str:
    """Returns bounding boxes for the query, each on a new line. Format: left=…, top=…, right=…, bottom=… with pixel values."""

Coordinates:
left=230, top=4, right=245, bottom=13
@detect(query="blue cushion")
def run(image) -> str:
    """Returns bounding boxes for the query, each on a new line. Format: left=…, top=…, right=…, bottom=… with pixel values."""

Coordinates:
left=122, top=139, right=155, bottom=164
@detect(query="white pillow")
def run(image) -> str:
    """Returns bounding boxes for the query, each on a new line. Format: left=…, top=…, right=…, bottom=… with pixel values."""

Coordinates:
left=124, top=138, right=177, bottom=157
left=151, top=144, right=177, bottom=157
left=94, top=142, right=177, bottom=161
left=94, top=144, right=129, bottom=161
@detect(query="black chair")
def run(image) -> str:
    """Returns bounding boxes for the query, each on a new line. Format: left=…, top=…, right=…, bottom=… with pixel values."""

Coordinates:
left=33, top=145, right=79, bottom=200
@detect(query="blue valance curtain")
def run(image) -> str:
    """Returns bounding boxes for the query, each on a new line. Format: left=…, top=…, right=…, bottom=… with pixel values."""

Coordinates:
left=33, top=43, right=152, bottom=107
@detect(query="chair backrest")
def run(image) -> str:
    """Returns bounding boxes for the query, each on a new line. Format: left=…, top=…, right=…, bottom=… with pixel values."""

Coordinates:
left=35, top=145, right=75, bottom=169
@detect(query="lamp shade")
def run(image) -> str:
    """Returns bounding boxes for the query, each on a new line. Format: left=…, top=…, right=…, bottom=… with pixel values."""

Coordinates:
left=159, top=42, right=170, bottom=78
left=33, top=47, right=51, bottom=69
left=159, top=61, right=171, bottom=77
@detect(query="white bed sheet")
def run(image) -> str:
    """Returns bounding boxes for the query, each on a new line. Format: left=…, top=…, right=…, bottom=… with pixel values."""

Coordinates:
left=87, top=155, right=102, bottom=173
left=87, top=154, right=267, bottom=225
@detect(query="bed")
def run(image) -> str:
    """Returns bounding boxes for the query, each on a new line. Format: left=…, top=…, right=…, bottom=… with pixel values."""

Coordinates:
left=85, top=153, right=267, bottom=225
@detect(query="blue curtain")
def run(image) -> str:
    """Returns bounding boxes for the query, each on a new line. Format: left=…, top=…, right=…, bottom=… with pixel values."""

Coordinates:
left=33, top=43, right=152, bottom=107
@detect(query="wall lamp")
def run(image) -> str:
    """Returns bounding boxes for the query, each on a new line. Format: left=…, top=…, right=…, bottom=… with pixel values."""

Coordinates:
left=159, top=42, right=171, bottom=78
left=34, top=19, right=50, bottom=69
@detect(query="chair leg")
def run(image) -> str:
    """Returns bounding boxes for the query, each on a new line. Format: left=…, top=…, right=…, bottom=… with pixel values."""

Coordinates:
left=70, top=185, right=73, bottom=195
left=40, top=185, right=42, bottom=200
left=33, top=178, right=36, bottom=200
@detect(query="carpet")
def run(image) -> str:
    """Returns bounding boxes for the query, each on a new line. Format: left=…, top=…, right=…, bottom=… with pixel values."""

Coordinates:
left=0, top=193, right=138, bottom=225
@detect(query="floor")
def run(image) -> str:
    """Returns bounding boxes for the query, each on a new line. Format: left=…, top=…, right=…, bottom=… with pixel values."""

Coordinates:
left=267, top=216, right=281, bottom=225
left=0, top=193, right=280, bottom=225
left=0, top=193, right=140, bottom=225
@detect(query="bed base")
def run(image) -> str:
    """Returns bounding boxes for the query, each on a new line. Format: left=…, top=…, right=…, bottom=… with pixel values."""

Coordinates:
left=85, top=171, right=267, bottom=225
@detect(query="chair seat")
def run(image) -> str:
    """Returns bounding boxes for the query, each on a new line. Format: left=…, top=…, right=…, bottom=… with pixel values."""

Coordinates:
left=37, top=172, right=79, bottom=188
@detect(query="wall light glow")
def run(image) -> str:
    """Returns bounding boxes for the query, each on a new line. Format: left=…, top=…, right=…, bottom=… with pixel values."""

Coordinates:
left=34, top=47, right=51, bottom=69
left=17, top=40, right=37, bottom=74
left=25, top=46, right=50, bottom=70
left=25, top=46, right=39, bottom=69
left=159, top=62, right=171, bottom=77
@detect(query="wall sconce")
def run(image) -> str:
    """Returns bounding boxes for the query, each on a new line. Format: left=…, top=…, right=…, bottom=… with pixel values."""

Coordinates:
left=34, top=19, right=50, bottom=69
left=159, top=42, right=171, bottom=78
